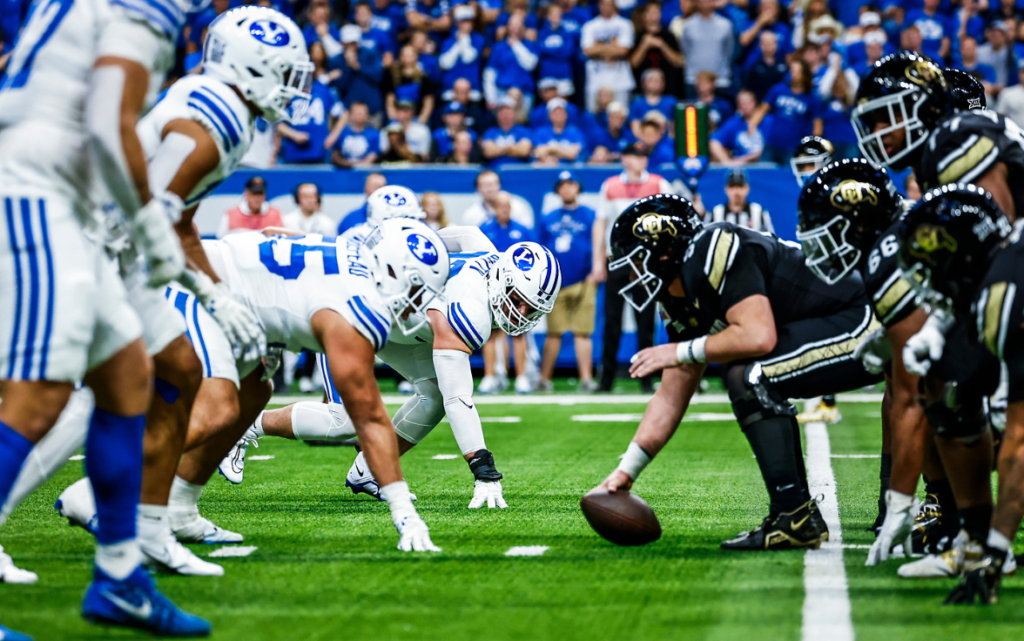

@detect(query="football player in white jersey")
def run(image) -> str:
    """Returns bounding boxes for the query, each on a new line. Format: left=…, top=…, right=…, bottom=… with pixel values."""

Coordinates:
left=231, top=224, right=563, bottom=510
left=0, top=0, right=217, bottom=636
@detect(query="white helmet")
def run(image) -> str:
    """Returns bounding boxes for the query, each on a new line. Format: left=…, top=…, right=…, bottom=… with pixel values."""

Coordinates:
left=366, top=185, right=426, bottom=225
left=487, top=242, right=561, bottom=336
left=202, top=6, right=314, bottom=123
left=363, top=218, right=450, bottom=335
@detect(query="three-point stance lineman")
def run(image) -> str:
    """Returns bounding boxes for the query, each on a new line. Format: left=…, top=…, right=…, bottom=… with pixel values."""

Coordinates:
left=591, top=194, right=882, bottom=550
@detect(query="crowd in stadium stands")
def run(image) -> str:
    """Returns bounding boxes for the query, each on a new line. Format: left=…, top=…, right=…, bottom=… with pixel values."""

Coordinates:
left=7, top=0, right=1024, bottom=171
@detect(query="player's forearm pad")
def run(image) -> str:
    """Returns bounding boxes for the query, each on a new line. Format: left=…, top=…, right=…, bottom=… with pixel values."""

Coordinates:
left=433, top=349, right=487, bottom=455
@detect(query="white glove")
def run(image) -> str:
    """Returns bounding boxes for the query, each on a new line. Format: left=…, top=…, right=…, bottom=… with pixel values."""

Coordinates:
left=131, top=193, right=185, bottom=288
left=395, top=513, right=442, bottom=552
left=181, top=270, right=266, bottom=362
left=866, top=489, right=920, bottom=566
left=903, top=312, right=951, bottom=376
left=468, top=479, right=508, bottom=509
left=853, top=327, right=891, bottom=375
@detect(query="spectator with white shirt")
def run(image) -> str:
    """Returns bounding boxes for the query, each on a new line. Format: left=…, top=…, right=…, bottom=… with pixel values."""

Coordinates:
left=581, top=0, right=635, bottom=112
left=680, top=0, right=734, bottom=96
left=283, top=183, right=335, bottom=236
left=997, top=61, right=1024, bottom=127
left=440, top=5, right=486, bottom=98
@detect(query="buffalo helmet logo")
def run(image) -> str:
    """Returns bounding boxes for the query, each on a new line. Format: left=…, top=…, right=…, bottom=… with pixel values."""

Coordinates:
left=829, top=180, right=880, bottom=211
left=407, top=234, right=439, bottom=265
left=512, top=246, right=536, bottom=271
left=908, top=224, right=958, bottom=260
left=249, top=20, right=290, bottom=47
left=632, top=213, right=679, bottom=241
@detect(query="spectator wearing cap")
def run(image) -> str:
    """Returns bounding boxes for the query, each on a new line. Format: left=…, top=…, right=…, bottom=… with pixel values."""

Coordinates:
left=960, top=37, right=999, bottom=98
left=750, top=57, right=823, bottom=165
left=628, top=69, right=675, bottom=135
left=635, top=113, right=675, bottom=166
left=530, top=80, right=582, bottom=128
left=482, top=98, right=534, bottom=166
left=484, top=13, right=540, bottom=112
left=997, top=60, right=1024, bottom=126
left=337, top=172, right=388, bottom=234
left=218, top=176, right=285, bottom=238
left=440, top=6, right=486, bottom=97
left=283, top=183, right=335, bottom=236
left=384, top=44, right=439, bottom=125
left=462, top=169, right=533, bottom=226
left=337, top=24, right=385, bottom=117
left=532, top=98, right=586, bottom=165
left=629, top=2, right=683, bottom=96
left=846, top=13, right=892, bottom=72
left=537, top=172, right=599, bottom=393
left=353, top=0, right=397, bottom=67
left=332, top=101, right=381, bottom=167
left=741, top=31, right=790, bottom=102
left=588, top=101, right=630, bottom=162
left=681, top=0, right=734, bottom=96
left=905, top=0, right=952, bottom=62
left=979, top=21, right=1017, bottom=93
left=592, top=142, right=672, bottom=393
left=709, top=89, right=769, bottom=165
left=380, top=99, right=432, bottom=159
left=537, top=5, right=578, bottom=96
left=277, top=64, right=347, bottom=164
left=581, top=0, right=636, bottom=112
left=432, top=100, right=477, bottom=159
left=707, top=170, right=774, bottom=232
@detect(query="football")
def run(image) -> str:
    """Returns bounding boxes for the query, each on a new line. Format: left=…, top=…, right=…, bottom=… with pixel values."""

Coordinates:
left=580, top=490, right=662, bottom=546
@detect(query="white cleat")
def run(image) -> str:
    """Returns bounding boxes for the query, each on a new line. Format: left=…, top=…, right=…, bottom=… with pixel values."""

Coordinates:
left=218, top=427, right=261, bottom=485
left=140, top=533, right=224, bottom=576
left=345, top=453, right=416, bottom=501
left=477, top=375, right=507, bottom=395
left=897, top=531, right=1016, bottom=578
left=53, top=478, right=98, bottom=536
left=170, top=507, right=243, bottom=545
left=514, top=375, right=533, bottom=394
left=0, top=544, right=37, bottom=584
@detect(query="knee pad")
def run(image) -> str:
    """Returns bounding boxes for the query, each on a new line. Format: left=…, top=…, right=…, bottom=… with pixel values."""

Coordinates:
left=393, top=380, right=445, bottom=445
left=923, top=382, right=990, bottom=441
left=725, top=363, right=796, bottom=429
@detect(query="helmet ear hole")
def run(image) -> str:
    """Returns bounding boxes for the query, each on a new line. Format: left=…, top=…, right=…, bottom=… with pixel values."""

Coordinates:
left=388, top=266, right=396, bottom=279
left=248, top=67, right=264, bottom=78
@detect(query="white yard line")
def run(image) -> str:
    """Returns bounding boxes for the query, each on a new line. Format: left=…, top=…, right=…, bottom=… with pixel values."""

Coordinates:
left=271, top=392, right=886, bottom=407
left=248, top=455, right=275, bottom=461
left=431, top=454, right=459, bottom=460
left=209, top=546, right=257, bottom=558
left=802, top=421, right=855, bottom=641
left=505, top=546, right=549, bottom=557
left=831, top=454, right=880, bottom=459
left=572, top=412, right=736, bottom=422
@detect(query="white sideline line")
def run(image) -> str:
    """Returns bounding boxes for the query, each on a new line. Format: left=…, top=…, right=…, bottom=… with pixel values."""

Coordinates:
left=248, top=455, right=275, bottom=461
left=803, top=421, right=855, bottom=641
left=270, top=392, right=886, bottom=407
left=431, top=454, right=459, bottom=460
left=68, top=455, right=85, bottom=461
left=505, top=546, right=549, bottom=557
left=209, top=546, right=257, bottom=558
left=442, top=416, right=521, bottom=423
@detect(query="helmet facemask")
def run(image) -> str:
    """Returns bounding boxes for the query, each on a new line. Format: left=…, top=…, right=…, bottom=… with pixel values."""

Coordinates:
left=852, top=88, right=931, bottom=169
left=796, top=215, right=860, bottom=285
left=900, top=261, right=955, bottom=315
left=609, top=246, right=663, bottom=312
left=378, top=266, right=441, bottom=336
left=791, top=155, right=829, bottom=186
left=256, top=56, right=314, bottom=122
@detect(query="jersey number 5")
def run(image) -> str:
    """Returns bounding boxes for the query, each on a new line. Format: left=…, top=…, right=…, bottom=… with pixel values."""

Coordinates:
left=259, top=239, right=340, bottom=279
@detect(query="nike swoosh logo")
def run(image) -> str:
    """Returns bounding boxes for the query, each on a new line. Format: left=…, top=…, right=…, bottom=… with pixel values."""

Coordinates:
left=775, top=484, right=796, bottom=492
left=355, top=462, right=365, bottom=476
left=469, top=458, right=480, bottom=466
left=791, top=515, right=811, bottom=529
left=460, top=398, right=474, bottom=410
left=103, top=590, right=153, bottom=620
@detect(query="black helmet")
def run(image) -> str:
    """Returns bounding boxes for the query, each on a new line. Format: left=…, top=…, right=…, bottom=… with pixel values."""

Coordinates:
left=791, top=135, right=835, bottom=186
left=852, top=52, right=952, bottom=170
left=796, top=158, right=903, bottom=284
left=897, top=183, right=1011, bottom=313
left=945, top=67, right=987, bottom=112
left=609, top=193, right=703, bottom=312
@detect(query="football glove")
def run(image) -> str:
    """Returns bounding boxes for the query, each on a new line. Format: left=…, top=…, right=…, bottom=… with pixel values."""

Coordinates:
left=469, top=479, right=508, bottom=509
left=866, top=489, right=918, bottom=565
left=395, top=513, right=442, bottom=552
left=904, top=312, right=951, bottom=376
left=853, top=327, right=891, bottom=375
left=181, top=270, right=266, bottom=362
left=131, top=193, right=185, bottom=288
left=945, top=548, right=1006, bottom=605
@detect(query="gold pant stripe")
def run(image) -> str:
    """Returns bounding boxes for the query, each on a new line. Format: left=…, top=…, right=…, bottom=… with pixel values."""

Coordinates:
left=761, top=311, right=881, bottom=380
left=874, top=276, right=913, bottom=322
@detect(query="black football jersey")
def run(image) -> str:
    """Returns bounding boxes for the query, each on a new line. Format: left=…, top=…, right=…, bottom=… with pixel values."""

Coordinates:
left=974, top=232, right=1024, bottom=402
left=917, top=111, right=1024, bottom=210
left=862, top=221, right=919, bottom=329
left=662, top=223, right=865, bottom=341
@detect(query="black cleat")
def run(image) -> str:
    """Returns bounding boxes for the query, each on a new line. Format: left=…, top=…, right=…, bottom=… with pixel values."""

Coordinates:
left=945, top=548, right=1006, bottom=606
left=721, top=498, right=829, bottom=551
left=910, top=495, right=957, bottom=554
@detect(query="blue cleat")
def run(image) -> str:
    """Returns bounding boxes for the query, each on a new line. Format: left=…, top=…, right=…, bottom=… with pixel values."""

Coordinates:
left=0, top=623, right=33, bottom=641
left=82, top=566, right=211, bottom=637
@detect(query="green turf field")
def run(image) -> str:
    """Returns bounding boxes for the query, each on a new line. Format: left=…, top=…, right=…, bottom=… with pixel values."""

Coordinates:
left=2, top=393, right=1023, bottom=641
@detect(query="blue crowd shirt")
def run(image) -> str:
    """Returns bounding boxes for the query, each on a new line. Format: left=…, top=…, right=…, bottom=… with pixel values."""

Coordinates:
left=538, top=204, right=596, bottom=287
left=479, top=218, right=535, bottom=251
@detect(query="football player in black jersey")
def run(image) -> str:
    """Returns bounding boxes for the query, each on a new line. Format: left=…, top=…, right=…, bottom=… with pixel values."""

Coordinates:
left=590, top=194, right=881, bottom=551
left=896, top=184, right=1018, bottom=605
left=796, top=159, right=997, bottom=571
left=945, top=67, right=987, bottom=111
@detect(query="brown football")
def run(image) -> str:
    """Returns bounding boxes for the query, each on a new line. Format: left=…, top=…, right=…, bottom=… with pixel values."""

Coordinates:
left=580, top=490, right=662, bottom=546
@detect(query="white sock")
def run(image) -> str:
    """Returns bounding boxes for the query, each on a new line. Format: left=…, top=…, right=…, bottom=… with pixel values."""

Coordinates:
left=169, top=476, right=204, bottom=508
left=137, top=504, right=168, bottom=542
left=987, top=528, right=1012, bottom=553
left=95, top=539, right=143, bottom=581
left=251, top=412, right=266, bottom=438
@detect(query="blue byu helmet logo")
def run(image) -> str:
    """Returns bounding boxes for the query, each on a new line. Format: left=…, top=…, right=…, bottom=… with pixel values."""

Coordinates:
left=407, top=234, right=439, bottom=265
left=250, top=20, right=290, bottom=46
left=512, top=247, right=535, bottom=271
left=383, top=191, right=408, bottom=207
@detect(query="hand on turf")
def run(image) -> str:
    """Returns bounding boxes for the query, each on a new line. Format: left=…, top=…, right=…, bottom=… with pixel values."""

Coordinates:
left=592, top=469, right=633, bottom=495
left=945, top=554, right=1003, bottom=606
left=395, top=514, right=442, bottom=552
left=903, top=316, right=947, bottom=376
left=132, top=193, right=186, bottom=288
left=629, top=344, right=678, bottom=379
left=853, top=327, right=891, bottom=375
left=866, top=489, right=919, bottom=566
left=206, top=286, right=267, bottom=362
left=468, top=479, right=508, bottom=509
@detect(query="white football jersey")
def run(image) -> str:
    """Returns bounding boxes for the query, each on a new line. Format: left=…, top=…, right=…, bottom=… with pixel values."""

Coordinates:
left=204, top=232, right=393, bottom=353
left=139, top=75, right=255, bottom=207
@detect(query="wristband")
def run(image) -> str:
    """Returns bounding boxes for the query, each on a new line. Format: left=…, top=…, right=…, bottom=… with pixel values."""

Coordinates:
left=675, top=335, right=708, bottom=365
left=616, top=442, right=653, bottom=480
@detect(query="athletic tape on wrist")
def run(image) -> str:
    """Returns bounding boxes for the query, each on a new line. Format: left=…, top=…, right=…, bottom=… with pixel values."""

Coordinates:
left=675, top=335, right=708, bottom=365
left=616, top=442, right=652, bottom=480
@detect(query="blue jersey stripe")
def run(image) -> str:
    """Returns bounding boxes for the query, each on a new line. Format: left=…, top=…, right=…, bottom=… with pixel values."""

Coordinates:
left=347, top=300, right=382, bottom=350
left=318, top=354, right=342, bottom=404
left=353, top=296, right=390, bottom=347
left=448, top=304, right=479, bottom=350
left=188, top=100, right=233, bottom=152
left=18, top=198, right=40, bottom=380
left=454, top=303, right=483, bottom=346
left=109, top=0, right=181, bottom=36
left=191, top=298, right=212, bottom=377
left=539, top=249, right=553, bottom=297
left=4, top=198, right=24, bottom=379
left=196, top=87, right=244, bottom=138
left=190, top=91, right=240, bottom=148
left=37, top=199, right=55, bottom=379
